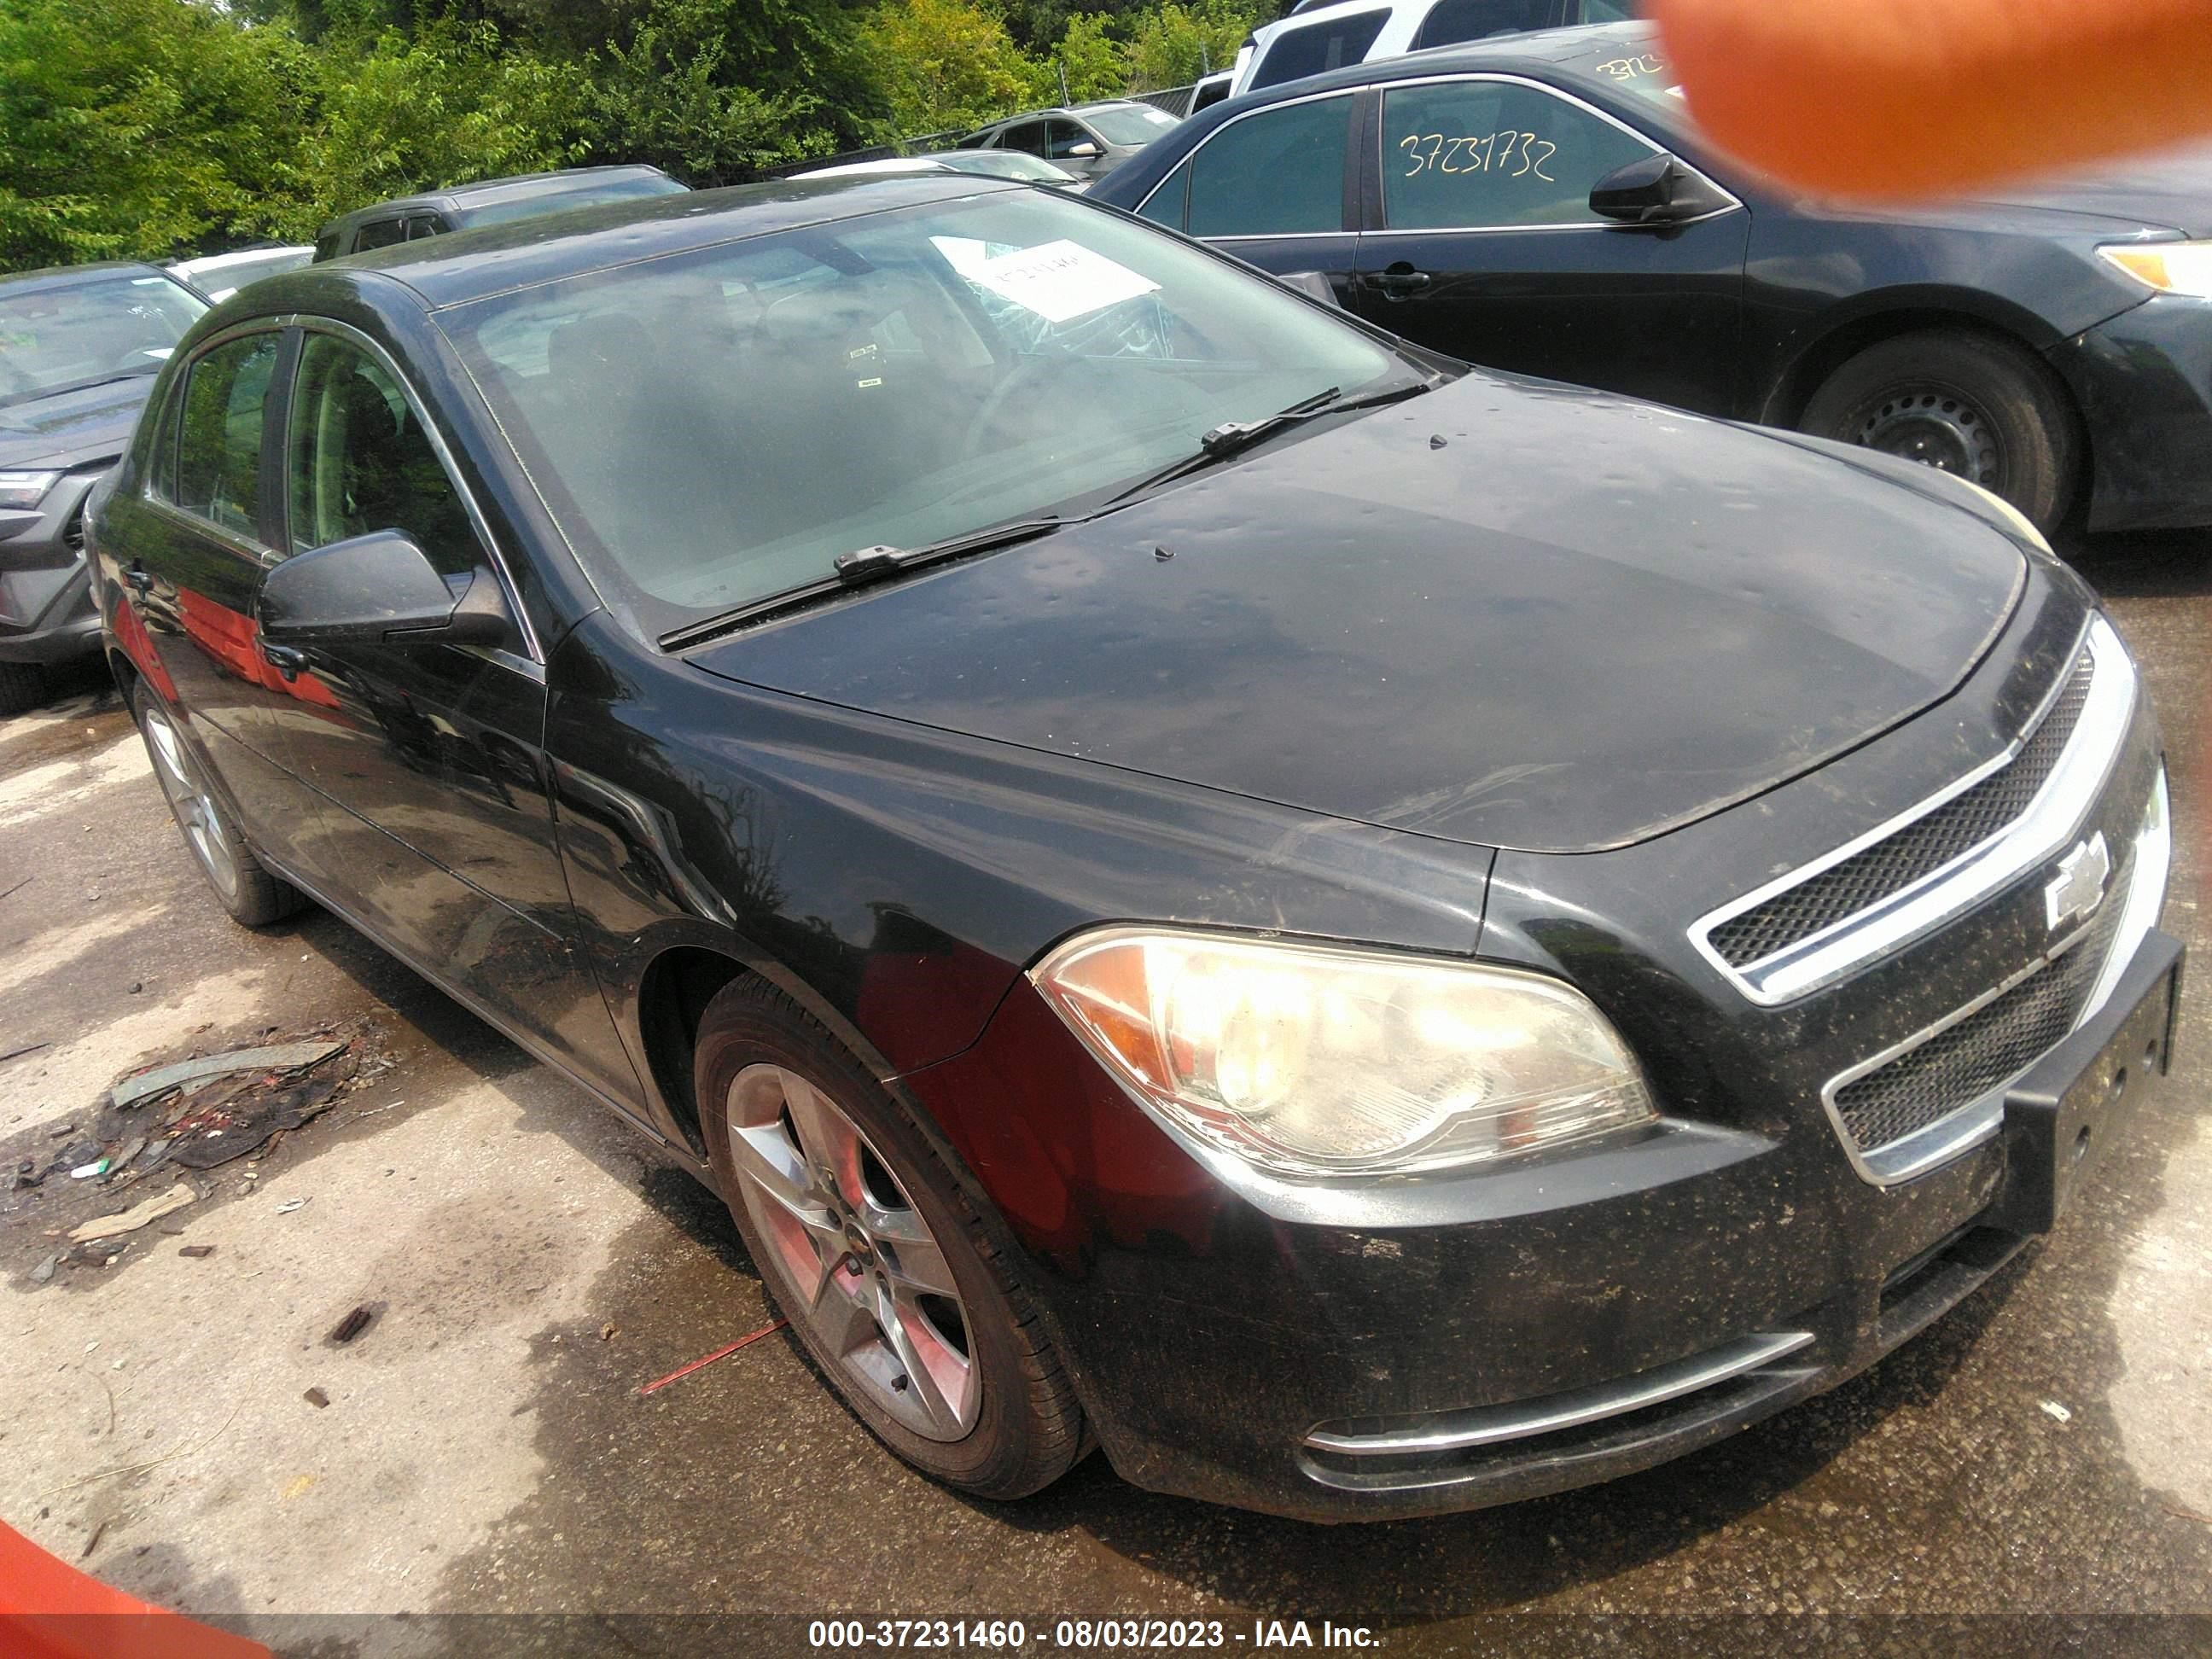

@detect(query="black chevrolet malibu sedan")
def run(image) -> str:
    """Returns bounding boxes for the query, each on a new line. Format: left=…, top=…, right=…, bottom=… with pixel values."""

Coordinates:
left=90, top=177, right=2179, bottom=1521
left=1088, top=20, right=2212, bottom=537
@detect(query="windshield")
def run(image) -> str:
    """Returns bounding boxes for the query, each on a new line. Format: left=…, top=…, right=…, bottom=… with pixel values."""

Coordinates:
left=1082, top=106, right=1179, bottom=146
left=1574, top=41, right=1685, bottom=108
left=445, top=190, right=1406, bottom=637
left=0, top=274, right=207, bottom=405
left=461, top=175, right=687, bottom=228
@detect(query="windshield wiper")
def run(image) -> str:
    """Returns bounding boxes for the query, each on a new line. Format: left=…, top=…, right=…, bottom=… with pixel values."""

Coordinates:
left=1103, top=378, right=1438, bottom=507
left=660, top=516, right=1068, bottom=651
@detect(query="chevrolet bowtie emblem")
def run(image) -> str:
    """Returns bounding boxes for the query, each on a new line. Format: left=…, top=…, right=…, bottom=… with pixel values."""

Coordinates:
left=2045, top=832, right=2111, bottom=933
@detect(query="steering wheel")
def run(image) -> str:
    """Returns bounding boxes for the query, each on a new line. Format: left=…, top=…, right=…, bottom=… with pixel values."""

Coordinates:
left=962, top=354, right=1064, bottom=459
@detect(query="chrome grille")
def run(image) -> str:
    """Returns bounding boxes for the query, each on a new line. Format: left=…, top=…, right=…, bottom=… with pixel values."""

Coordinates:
left=1831, top=846, right=2134, bottom=1154
left=1710, top=646, right=2095, bottom=969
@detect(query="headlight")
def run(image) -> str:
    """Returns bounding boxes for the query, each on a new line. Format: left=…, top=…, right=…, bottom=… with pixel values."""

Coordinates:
left=2098, top=241, right=2212, bottom=299
left=1029, top=928, right=1657, bottom=1179
left=0, top=469, right=61, bottom=510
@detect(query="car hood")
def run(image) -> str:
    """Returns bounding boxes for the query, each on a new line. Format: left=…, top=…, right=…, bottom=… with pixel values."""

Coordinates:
left=690, top=375, right=2025, bottom=854
left=1969, top=141, right=2212, bottom=236
left=0, top=375, right=159, bottom=469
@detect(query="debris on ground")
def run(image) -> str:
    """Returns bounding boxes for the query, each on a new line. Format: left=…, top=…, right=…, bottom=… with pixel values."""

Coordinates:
left=328, top=1306, right=376, bottom=1345
left=110, top=1040, right=347, bottom=1111
left=274, top=1197, right=308, bottom=1215
left=2041, top=1399, right=2074, bottom=1423
left=303, top=1388, right=330, bottom=1409
left=178, top=1244, right=214, bottom=1260
left=637, top=1318, right=789, bottom=1397
left=2, top=1019, right=395, bottom=1281
left=30, top=1253, right=59, bottom=1284
left=67, top=1182, right=199, bottom=1244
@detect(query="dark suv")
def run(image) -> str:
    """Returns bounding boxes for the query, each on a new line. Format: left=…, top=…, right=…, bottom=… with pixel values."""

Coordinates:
left=0, top=262, right=207, bottom=713
left=311, top=165, right=687, bottom=262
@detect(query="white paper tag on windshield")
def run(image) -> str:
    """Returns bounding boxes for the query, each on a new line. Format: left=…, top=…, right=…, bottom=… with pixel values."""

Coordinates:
left=957, top=239, right=1160, bottom=323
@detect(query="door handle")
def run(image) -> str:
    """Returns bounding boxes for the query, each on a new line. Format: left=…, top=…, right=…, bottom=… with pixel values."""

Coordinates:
left=260, top=641, right=307, bottom=681
left=124, top=562, right=153, bottom=595
left=1366, top=265, right=1432, bottom=299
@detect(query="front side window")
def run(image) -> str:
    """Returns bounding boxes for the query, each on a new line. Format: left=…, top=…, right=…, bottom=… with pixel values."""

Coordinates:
left=1187, top=95, right=1353, bottom=237
left=1138, top=160, right=1193, bottom=230
left=998, top=121, right=1049, bottom=157
left=445, top=189, right=1410, bottom=637
left=1412, top=0, right=1557, bottom=50
left=172, top=332, right=281, bottom=539
left=351, top=218, right=406, bottom=253
left=404, top=215, right=448, bottom=241
left=1044, top=119, right=1093, bottom=160
left=1249, top=12, right=1389, bottom=90
left=286, top=335, right=480, bottom=577
left=1381, top=80, right=1655, bottom=229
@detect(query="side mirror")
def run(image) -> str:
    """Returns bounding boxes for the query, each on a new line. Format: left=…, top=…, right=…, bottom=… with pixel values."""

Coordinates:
left=1065, top=140, right=1103, bottom=160
left=1272, top=271, right=1343, bottom=310
left=1589, top=153, right=1724, bottom=225
left=257, top=530, right=507, bottom=647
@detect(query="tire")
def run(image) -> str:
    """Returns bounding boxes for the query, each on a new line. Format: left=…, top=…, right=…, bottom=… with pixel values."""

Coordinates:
left=0, top=660, right=47, bottom=717
left=129, top=684, right=307, bottom=927
left=696, top=976, right=1086, bottom=1499
left=1798, top=329, right=2079, bottom=532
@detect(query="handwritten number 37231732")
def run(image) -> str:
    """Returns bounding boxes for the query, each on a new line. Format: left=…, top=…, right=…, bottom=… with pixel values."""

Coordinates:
left=1398, top=131, right=1556, bottom=182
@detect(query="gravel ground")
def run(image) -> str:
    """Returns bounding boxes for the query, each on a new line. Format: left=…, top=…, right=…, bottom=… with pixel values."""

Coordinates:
left=3, top=528, right=2209, bottom=1656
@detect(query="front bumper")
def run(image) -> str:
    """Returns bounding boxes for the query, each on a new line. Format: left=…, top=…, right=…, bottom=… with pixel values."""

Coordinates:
left=0, top=467, right=107, bottom=666
left=904, top=925, right=2180, bottom=1522
left=2052, top=294, right=2212, bottom=533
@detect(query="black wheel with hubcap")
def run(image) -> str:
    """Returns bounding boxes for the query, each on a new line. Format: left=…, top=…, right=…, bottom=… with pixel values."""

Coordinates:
left=696, top=976, right=1088, bottom=1499
left=131, top=684, right=306, bottom=926
left=1799, top=329, right=2078, bottom=532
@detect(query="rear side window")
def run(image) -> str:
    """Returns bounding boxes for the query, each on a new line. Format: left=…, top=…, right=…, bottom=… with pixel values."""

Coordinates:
left=1412, top=0, right=1557, bottom=50
left=286, top=335, right=481, bottom=577
left=1188, top=95, right=1353, bottom=237
left=998, top=121, right=1048, bottom=157
left=403, top=215, right=448, bottom=241
left=1381, top=80, right=1654, bottom=228
left=172, top=332, right=281, bottom=540
left=351, top=218, right=405, bottom=253
left=1249, top=12, right=1388, bottom=90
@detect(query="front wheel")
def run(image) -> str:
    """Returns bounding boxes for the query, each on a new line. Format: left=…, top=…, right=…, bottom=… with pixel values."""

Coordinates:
left=131, top=685, right=306, bottom=927
left=697, top=977, right=1087, bottom=1499
left=1798, top=329, right=2078, bottom=532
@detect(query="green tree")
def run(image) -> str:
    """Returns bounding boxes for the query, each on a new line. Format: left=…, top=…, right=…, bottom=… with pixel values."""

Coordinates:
left=1126, top=0, right=1259, bottom=89
left=861, top=0, right=1047, bottom=139
left=0, top=0, right=317, bottom=267
left=1050, top=13, right=1127, bottom=102
left=586, top=0, right=829, bottom=182
left=292, top=19, right=591, bottom=231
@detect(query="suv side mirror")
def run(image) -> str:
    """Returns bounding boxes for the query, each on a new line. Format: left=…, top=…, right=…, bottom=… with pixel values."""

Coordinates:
left=1589, top=154, right=1726, bottom=225
left=1065, top=140, right=1103, bottom=160
left=258, top=530, right=507, bottom=647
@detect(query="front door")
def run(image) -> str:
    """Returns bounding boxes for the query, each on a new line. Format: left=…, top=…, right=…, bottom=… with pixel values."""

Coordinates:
left=1151, top=90, right=1364, bottom=301
left=113, top=326, right=326, bottom=842
left=262, top=326, right=635, bottom=1102
left=1350, top=75, right=1749, bottom=415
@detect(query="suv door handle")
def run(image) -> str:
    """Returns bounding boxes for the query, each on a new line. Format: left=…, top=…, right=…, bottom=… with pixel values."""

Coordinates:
left=260, top=641, right=307, bottom=681
left=1365, top=264, right=1432, bottom=298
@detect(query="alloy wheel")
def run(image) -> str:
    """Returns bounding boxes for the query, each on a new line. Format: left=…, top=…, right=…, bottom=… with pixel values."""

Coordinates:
left=139, top=702, right=242, bottom=907
left=725, top=1062, right=980, bottom=1441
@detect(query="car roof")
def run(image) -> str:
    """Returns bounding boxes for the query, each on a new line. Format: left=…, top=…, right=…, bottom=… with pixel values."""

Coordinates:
left=322, top=166, right=672, bottom=231
left=174, top=246, right=313, bottom=271
left=311, top=174, right=1030, bottom=310
left=0, top=260, right=183, bottom=297
left=1245, top=17, right=1648, bottom=92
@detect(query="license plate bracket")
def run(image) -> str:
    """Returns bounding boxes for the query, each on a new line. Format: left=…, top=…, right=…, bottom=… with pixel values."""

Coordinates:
left=1987, top=931, right=2183, bottom=1235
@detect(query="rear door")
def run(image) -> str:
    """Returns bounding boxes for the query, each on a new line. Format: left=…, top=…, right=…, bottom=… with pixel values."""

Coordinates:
left=116, top=325, right=327, bottom=841
left=262, top=323, right=633, bottom=1099
left=1349, top=74, right=1749, bottom=414
left=1137, top=90, right=1363, bottom=299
